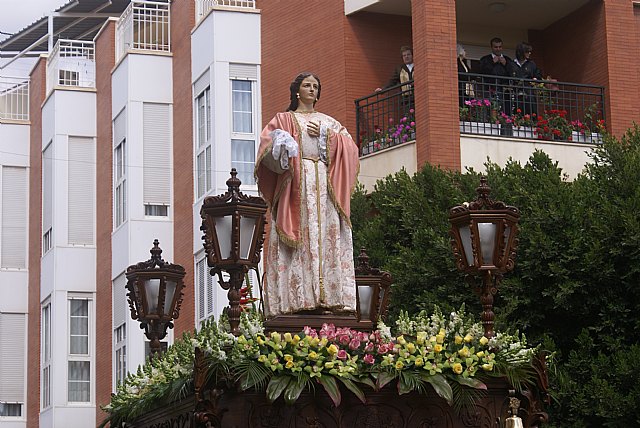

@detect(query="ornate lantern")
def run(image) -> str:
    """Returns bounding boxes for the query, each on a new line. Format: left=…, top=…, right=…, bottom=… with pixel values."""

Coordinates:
left=354, top=248, right=393, bottom=327
left=449, top=176, right=520, bottom=337
left=200, top=169, right=268, bottom=335
left=126, top=240, right=186, bottom=358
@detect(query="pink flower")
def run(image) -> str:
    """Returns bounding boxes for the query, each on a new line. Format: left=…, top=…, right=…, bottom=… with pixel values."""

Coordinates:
left=389, top=118, right=394, bottom=123
left=409, top=108, right=415, bottom=114
left=303, top=326, right=318, bottom=338
left=339, top=334, right=350, bottom=345
left=337, top=349, right=348, bottom=360
left=410, top=121, right=416, bottom=127
left=364, top=342, right=375, bottom=353
left=364, top=353, right=375, bottom=365
left=348, top=339, right=361, bottom=350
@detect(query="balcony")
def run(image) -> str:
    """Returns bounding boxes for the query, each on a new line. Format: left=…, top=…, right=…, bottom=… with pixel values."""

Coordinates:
left=458, top=73, right=605, bottom=144
left=195, top=0, right=256, bottom=22
left=0, top=76, right=29, bottom=122
left=116, top=0, right=171, bottom=62
left=46, top=40, right=95, bottom=94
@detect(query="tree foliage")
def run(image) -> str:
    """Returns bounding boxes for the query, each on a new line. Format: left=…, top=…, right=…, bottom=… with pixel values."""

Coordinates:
left=351, top=126, right=640, bottom=425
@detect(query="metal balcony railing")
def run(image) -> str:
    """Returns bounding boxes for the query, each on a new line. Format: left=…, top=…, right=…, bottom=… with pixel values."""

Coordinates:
left=355, top=81, right=416, bottom=156
left=195, top=0, right=256, bottom=21
left=46, top=39, right=95, bottom=93
left=0, top=76, right=29, bottom=121
left=116, top=1, right=171, bottom=62
left=458, top=73, right=605, bottom=143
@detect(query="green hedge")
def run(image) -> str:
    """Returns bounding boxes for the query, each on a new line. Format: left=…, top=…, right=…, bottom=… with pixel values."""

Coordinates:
left=351, top=126, right=640, bottom=426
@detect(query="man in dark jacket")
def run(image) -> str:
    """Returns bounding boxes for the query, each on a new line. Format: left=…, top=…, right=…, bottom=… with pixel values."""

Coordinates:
left=479, top=37, right=513, bottom=116
left=376, top=46, right=414, bottom=113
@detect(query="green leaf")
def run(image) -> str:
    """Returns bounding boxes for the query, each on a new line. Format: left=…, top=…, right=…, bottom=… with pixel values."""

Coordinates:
left=317, top=375, right=341, bottom=406
left=266, top=376, right=291, bottom=403
left=453, top=376, right=487, bottom=390
left=238, top=360, right=271, bottom=391
left=338, top=377, right=366, bottom=403
left=421, top=373, right=453, bottom=406
left=357, top=376, right=376, bottom=390
left=375, top=371, right=396, bottom=391
left=284, top=377, right=308, bottom=405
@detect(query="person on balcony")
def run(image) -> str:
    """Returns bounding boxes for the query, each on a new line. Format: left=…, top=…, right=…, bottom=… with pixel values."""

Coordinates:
left=508, top=42, right=543, bottom=116
left=375, top=45, right=414, bottom=112
left=457, top=44, right=475, bottom=107
left=479, top=37, right=513, bottom=115
left=255, top=72, right=359, bottom=318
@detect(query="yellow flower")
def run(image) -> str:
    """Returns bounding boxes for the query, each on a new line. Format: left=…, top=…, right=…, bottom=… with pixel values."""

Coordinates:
left=436, top=333, right=445, bottom=344
left=397, top=335, right=407, bottom=345
left=464, top=334, right=473, bottom=343
left=395, top=360, right=404, bottom=370
left=439, top=328, right=446, bottom=336
left=452, top=363, right=463, bottom=374
left=324, top=361, right=335, bottom=369
left=415, top=357, right=424, bottom=367
left=454, top=335, right=463, bottom=345
left=270, top=332, right=281, bottom=343
left=284, top=332, right=293, bottom=343
left=482, top=363, right=494, bottom=371
left=293, top=334, right=301, bottom=345
left=458, top=346, right=470, bottom=358
left=284, top=354, right=293, bottom=362
left=429, top=336, right=437, bottom=344
left=319, top=337, right=328, bottom=348
left=434, top=344, right=443, bottom=353
left=479, top=336, right=489, bottom=346
left=416, top=332, right=427, bottom=345
left=476, top=351, right=485, bottom=358
left=310, top=337, right=320, bottom=347
left=256, top=336, right=265, bottom=345
left=406, top=343, right=416, bottom=354
left=258, top=355, right=267, bottom=363
left=285, top=361, right=294, bottom=369
left=327, top=344, right=338, bottom=355
left=308, top=351, right=318, bottom=360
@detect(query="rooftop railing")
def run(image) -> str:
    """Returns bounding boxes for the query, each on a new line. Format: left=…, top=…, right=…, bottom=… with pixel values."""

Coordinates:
left=46, top=39, right=95, bottom=94
left=196, top=0, right=256, bottom=21
left=458, top=72, right=605, bottom=143
left=116, top=1, right=171, bottom=62
left=355, top=81, right=416, bottom=156
left=0, top=76, right=29, bottom=121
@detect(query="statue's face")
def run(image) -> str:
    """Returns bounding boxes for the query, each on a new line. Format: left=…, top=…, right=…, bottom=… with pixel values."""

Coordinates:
left=298, top=76, right=319, bottom=104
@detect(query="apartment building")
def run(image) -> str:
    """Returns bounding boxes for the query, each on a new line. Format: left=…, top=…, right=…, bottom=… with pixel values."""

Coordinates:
left=0, top=0, right=260, bottom=426
left=1, top=0, right=639, bottom=427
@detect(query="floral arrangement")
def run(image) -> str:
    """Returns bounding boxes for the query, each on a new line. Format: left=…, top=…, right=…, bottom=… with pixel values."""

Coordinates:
left=101, top=306, right=538, bottom=426
left=360, top=110, right=416, bottom=153
left=536, top=109, right=572, bottom=141
left=511, top=108, right=537, bottom=128
left=461, top=98, right=492, bottom=122
left=572, top=104, right=606, bottom=137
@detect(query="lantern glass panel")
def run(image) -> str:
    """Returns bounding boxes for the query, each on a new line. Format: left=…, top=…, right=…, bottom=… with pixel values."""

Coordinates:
left=358, top=285, right=372, bottom=320
left=459, top=225, right=474, bottom=266
left=478, top=222, right=497, bottom=265
left=145, top=279, right=161, bottom=314
left=214, top=216, right=233, bottom=260
left=503, top=225, right=511, bottom=258
left=164, top=280, right=177, bottom=315
left=239, top=216, right=256, bottom=260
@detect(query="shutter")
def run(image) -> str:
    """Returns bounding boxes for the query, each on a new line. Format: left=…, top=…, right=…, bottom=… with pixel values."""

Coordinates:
left=68, top=137, right=95, bottom=245
left=43, top=143, right=53, bottom=232
left=197, top=258, right=205, bottom=320
left=0, top=313, right=26, bottom=402
left=112, top=274, right=127, bottom=328
left=229, top=63, right=257, bottom=80
left=114, top=109, right=126, bottom=145
left=194, top=70, right=210, bottom=97
left=1, top=166, right=27, bottom=268
left=143, top=103, right=171, bottom=205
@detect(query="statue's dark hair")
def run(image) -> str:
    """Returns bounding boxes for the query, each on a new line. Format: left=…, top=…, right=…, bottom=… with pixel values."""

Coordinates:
left=286, top=72, right=321, bottom=112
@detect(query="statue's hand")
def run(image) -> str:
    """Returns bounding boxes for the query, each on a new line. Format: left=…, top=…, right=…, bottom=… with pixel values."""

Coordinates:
left=307, top=121, right=321, bottom=138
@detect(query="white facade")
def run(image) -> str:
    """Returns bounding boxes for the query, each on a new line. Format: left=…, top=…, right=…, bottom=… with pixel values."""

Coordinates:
left=39, top=87, right=97, bottom=428
left=191, top=8, right=262, bottom=324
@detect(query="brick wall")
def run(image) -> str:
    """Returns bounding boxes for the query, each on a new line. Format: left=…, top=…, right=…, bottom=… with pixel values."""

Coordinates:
left=94, top=19, right=116, bottom=426
left=26, top=57, right=46, bottom=428
left=411, top=0, right=460, bottom=170
left=171, top=0, right=196, bottom=335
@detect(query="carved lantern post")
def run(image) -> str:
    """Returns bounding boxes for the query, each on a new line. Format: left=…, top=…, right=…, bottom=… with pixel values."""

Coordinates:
left=125, top=240, right=186, bottom=358
left=449, top=176, right=520, bottom=338
left=200, top=169, right=267, bottom=336
left=354, top=248, right=393, bottom=328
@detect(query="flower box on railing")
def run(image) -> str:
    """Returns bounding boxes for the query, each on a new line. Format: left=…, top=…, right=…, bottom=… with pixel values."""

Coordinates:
left=571, top=131, right=602, bottom=144
left=459, top=121, right=501, bottom=136
left=513, top=126, right=536, bottom=139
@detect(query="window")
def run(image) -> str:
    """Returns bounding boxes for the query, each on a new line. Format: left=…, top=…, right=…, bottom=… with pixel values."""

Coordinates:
left=143, top=103, right=171, bottom=213
left=1, top=166, right=27, bottom=268
left=114, top=140, right=126, bottom=227
left=114, top=111, right=127, bottom=228
left=231, top=79, right=256, bottom=185
left=196, top=87, right=211, bottom=198
left=196, top=255, right=214, bottom=322
left=68, top=297, right=91, bottom=403
left=58, top=69, right=79, bottom=86
left=114, top=324, right=126, bottom=386
left=68, top=137, right=95, bottom=245
left=42, top=143, right=53, bottom=254
left=41, top=302, right=51, bottom=409
left=0, top=313, right=26, bottom=417
left=144, top=204, right=168, bottom=217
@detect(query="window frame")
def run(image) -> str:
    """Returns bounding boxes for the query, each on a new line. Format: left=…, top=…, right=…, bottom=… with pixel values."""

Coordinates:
left=67, top=295, right=93, bottom=404
left=41, top=301, right=51, bottom=409
left=114, top=139, right=127, bottom=228
left=195, top=86, right=212, bottom=199
left=114, top=323, right=127, bottom=386
left=230, top=79, right=257, bottom=186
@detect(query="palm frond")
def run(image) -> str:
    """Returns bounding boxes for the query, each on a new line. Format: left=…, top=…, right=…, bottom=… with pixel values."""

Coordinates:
left=236, top=359, right=271, bottom=391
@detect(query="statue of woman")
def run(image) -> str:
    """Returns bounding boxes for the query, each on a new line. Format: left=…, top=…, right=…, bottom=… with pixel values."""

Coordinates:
left=255, top=72, right=359, bottom=317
